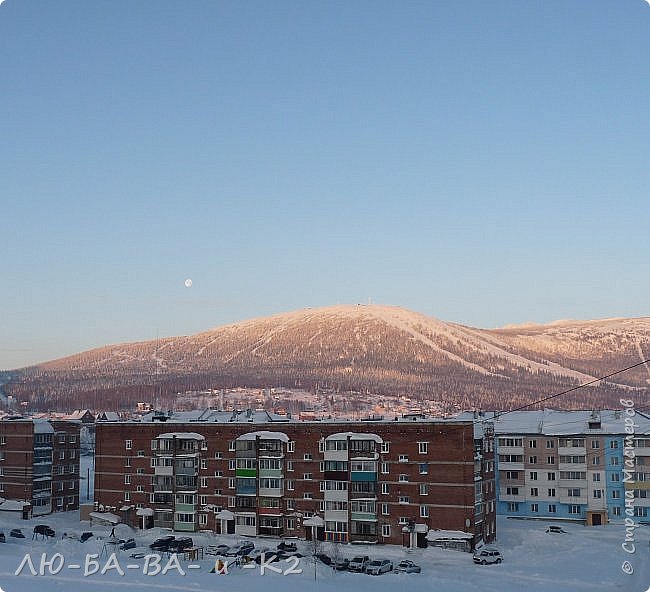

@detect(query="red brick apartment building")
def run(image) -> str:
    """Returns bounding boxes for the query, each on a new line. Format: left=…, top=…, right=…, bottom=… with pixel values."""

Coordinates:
left=95, top=410, right=496, bottom=548
left=0, top=419, right=81, bottom=516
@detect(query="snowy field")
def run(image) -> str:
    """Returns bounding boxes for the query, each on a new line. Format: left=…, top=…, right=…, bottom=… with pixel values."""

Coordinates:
left=0, top=512, right=648, bottom=592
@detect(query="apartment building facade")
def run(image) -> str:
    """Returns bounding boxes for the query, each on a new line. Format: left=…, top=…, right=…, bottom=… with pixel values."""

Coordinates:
left=94, top=410, right=496, bottom=548
left=488, top=409, right=650, bottom=525
left=0, top=419, right=81, bottom=516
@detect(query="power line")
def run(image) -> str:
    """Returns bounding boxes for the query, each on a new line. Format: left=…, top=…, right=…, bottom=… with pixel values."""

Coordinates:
left=471, top=358, right=650, bottom=428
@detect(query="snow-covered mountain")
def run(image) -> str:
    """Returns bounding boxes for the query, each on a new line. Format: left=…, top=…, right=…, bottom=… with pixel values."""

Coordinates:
left=5, top=305, right=650, bottom=411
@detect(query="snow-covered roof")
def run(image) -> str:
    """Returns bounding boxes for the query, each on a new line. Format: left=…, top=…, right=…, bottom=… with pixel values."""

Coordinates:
left=236, top=431, right=289, bottom=442
left=136, top=507, right=154, bottom=516
left=325, top=432, right=383, bottom=443
left=0, top=500, right=30, bottom=511
left=215, top=510, right=235, bottom=520
left=477, top=409, right=650, bottom=436
left=303, top=515, right=325, bottom=527
left=426, top=529, right=473, bottom=541
left=158, top=432, right=206, bottom=441
left=89, top=512, right=121, bottom=524
left=98, top=412, right=120, bottom=422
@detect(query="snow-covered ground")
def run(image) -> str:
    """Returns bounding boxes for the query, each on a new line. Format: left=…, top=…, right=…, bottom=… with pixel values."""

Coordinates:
left=0, top=513, right=648, bottom=592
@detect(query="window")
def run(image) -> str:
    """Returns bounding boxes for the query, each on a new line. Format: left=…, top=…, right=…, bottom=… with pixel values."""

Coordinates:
left=136, top=485, right=144, bottom=492
left=303, top=473, right=313, bottom=480
left=69, top=450, right=76, bottom=459
left=612, top=506, right=621, bottom=516
left=530, top=488, right=538, bottom=497
left=546, top=440, right=555, bottom=449
left=286, top=499, right=295, bottom=510
left=529, top=456, right=537, bottom=464
left=124, top=492, right=131, bottom=502
left=547, top=456, right=556, bottom=464
left=125, top=457, right=131, bottom=467
left=420, top=505, right=429, bottom=518
left=419, top=463, right=428, bottom=474
left=214, top=470, right=223, bottom=477
left=548, top=504, right=556, bottom=513
left=201, top=459, right=207, bottom=469
left=592, top=457, right=600, bottom=466
left=286, top=461, right=294, bottom=471
left=611, top=473, right=620, bottom=482
left=228, top=441, right=236, bottom=452
left=610, top=440, right=619, bottom=449
left=568, top=488, right=581, bottom=497
left=228, top=478, right=235, bottom=489
left=124, top=475, right=131, bottom=485
left=593, top=473, right=601, bottom=482
left=380, top=442, right=390, bottom=454
left=382, top=524, right=391, bottom=537
left=398, top=454, right=408, bottom=463
left=303, top=492, right=313, bottom=499
left=568, top=505, right=581, bottom=515
left=529, top=471, right=538, bottom=480
left=398, top=496, right=410, bottom=504
left=548, top=488, right=556, bottom=497
left=418, top=442, right=428, bottom=454
left=304, top=453, right=312, bottom=461
left=506, top=487, right=519, bottom=495
left=201, top=477, right=208, bottom=488
left=547, top=472, right=556, bottom=481
left=287, top=441, right=295, bottom=453
left=381, top=483, right=389, bottom=495
left=125, top=440, right=132, bottom=450
left=227, top=496, right=235, bottom=508
left=59, top=451, right=65, bottom=460
left=593, top=490, right=603, bottom=499
left=381, top=503, right=389, bottom=515
left=286, top=480, right=295, bottom=490
left=381, top=462, right=389, bottom=474
left=611, top=457, right=619, bottom=466
left=529, top=440, right=537, bottom=449
left=137, top=450, right=145, bottom=457
left=612, top=490, right=621, bottom=499
left=214, top=451, right=223, bottom=459
left=499, top=438, right=523, bottom=447
left=505, top=471, right=519, bottom=479
left=591, top=440, right=600, bottom=449
left=399, top=474, right=409, bottom=482
left=419, top=483, right=429, bottom=495
left=228, top=460, right=236, bottom=470
left=507, top=502, right=519, bottom=512
left=531, top=503, right=538, bottom=512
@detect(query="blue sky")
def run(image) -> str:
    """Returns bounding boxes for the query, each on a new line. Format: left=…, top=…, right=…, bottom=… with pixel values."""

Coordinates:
left=1, top=0, right=649, bottom=370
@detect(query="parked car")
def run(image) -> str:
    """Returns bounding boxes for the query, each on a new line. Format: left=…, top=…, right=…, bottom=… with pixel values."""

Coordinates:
left=225, top=542, right=255, bottom=557
left=473, top=548, right=503, bottom=565
left=0, top=531, right=5, bottom=543
left=149, top=536, right=176, bottom=552
left=80, top=532, right=94, bottom=543
left=394, top=560, right=421, bottom=573
left=546, top=525, right=566, bottom=534
left=206, top=544, right=230, bottom=556
left=366, top=559, right=393, bottom=575
left=10, top=529, right=25, bottom=539
left=120, top=538, right=137, bottom=551
left=316, top=553, right=333, bottom=566
left=348, top=555, right=370, bottom=572
left=167, top=537, right=193, bottom=553
left=334, top=558, right=350, bottom=571
left=277, top=541, right=298, bottom=552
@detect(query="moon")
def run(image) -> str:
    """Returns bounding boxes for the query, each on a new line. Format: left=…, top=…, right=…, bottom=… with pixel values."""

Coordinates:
left=184, top=278, right=192, bottom=288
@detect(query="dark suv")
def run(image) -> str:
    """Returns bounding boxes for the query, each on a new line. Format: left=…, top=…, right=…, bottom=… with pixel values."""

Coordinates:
left=149, top=536, right=176, bottom=552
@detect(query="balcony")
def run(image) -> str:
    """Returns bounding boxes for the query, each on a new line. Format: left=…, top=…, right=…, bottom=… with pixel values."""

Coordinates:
left=175, top=465, right=198, bottom=476
left=349, top=533, right=378, bottom=543
left=174, top=521, right=195, bottom=532
left=175, top=503, right=195, bottom=513
left=235, top=469, right=257, bottom=478
left=351, top=471, right=377, bottom=482
left=259, top=468, right=282, bottom=479
left=350, top=512, right=377, bottom=522
left=154, top=466, right=173, bottom=476
left=498, top=462, right=524, bottom=471
left=559, top=447, right=586, bottom=456
left=259, top=487, right=283, bottom=497
left=258, top=506, right=283, bottom=516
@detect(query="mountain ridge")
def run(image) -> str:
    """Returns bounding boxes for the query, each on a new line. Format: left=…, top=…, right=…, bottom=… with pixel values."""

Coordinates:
left=5, top=304, right=650, bottom=412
